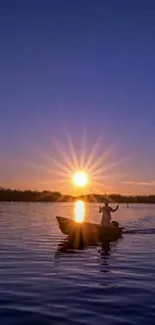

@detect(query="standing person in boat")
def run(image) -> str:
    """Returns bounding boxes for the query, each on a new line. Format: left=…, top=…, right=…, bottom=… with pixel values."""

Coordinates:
left=99, top=201, right=119, bottom=226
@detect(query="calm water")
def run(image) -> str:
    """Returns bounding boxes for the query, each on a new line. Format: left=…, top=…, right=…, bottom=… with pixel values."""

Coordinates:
left=0, top=202, right=155, bottom=325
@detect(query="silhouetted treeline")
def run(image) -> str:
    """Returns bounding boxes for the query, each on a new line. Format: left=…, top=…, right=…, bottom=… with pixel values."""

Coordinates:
left=81, top=193, right=155, bottom=204
left=1, top=189, right=155, bottom=203
left=0, top=189, right=63, bottom=202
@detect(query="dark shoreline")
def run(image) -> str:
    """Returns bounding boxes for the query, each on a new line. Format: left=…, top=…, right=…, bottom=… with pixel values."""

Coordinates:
left=0, top=189, right=155, bottom=204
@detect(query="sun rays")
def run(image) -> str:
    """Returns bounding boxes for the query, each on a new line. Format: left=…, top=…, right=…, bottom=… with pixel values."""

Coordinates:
left=27, top=128, right=128, bottom=200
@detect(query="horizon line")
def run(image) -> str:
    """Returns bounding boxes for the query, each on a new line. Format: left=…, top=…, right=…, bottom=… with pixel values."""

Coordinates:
left=0, top=187, right=155, bottom=197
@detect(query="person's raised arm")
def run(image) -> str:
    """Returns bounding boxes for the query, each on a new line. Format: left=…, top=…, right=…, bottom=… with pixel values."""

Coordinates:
left=110, top=205, right=119, bottom=212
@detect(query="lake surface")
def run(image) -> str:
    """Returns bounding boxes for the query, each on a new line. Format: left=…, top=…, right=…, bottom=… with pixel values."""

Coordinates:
left=0, top=202, right=155, bottom=325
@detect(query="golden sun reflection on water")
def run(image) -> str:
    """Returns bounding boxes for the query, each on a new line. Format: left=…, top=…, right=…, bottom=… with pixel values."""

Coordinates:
left=74, top=200, right=85, bottom=223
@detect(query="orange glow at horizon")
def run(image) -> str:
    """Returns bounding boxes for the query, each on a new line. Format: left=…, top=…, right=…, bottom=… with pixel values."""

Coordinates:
left=22, top=129, right=130, bottom=197
left=74, top=200, right=85, bottom=222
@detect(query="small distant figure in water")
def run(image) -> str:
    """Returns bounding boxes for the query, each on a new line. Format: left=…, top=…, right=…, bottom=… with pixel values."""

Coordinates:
left=99, top=201, right=119, bottom=226
left=127, top=203, right=129, bottom=208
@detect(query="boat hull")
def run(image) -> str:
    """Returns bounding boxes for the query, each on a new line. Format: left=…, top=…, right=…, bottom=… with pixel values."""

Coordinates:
left=56, top=216, right=123, bottom=244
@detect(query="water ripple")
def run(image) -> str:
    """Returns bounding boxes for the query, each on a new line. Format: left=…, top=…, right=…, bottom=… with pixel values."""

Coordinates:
left=0, top=203, right=155, bottom=325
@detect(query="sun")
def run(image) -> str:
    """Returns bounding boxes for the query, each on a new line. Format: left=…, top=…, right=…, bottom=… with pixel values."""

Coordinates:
left=72, top=171, right=88, bottom=188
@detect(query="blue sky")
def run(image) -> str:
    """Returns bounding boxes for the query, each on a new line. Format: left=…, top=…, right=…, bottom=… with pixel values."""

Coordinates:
left=0, top=0, right=155, bottom=194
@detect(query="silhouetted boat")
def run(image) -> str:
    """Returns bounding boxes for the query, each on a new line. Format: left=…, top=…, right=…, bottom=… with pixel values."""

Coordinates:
left=56, top=216, right=123, bottom=244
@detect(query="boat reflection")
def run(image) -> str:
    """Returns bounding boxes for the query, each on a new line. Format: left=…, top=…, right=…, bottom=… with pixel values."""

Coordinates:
left=55, top=236, right=123, bottom=275
left=56, top=238, right=84, bottom=254
left=74, top=200, right=85, bottom=223
left=55, top=236, right=121, bottom=255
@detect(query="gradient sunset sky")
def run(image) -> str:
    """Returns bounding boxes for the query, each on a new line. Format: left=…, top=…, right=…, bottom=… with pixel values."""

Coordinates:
left=1, top=0, right=155, bottom=195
